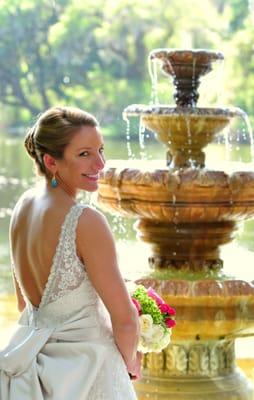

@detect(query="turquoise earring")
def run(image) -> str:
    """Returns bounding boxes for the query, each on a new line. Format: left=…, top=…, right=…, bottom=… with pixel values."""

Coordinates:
left=51, top=174, right=58, bottom=188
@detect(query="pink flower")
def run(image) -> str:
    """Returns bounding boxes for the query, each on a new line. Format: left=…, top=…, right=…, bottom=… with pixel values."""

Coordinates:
left=165, top=318, right=176, bottom=328
left=159, top=303, right=176, bottom=316
left=147, top=287, right=164, bottom=306
left=132, top=298, right=142, bottom=315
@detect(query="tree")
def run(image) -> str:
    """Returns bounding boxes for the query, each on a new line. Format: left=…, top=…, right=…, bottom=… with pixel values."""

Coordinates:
left=0, top=0, right=67, bottom=116
left=0, top=0, right=243, bottom=133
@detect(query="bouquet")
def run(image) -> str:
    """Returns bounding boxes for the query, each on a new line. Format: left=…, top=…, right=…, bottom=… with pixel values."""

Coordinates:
left=131, top=285, right=176, bottom=353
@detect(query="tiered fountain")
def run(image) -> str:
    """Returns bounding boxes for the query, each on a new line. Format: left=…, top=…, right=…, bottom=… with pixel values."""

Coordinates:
left=98, top=49, right=254, bottom=399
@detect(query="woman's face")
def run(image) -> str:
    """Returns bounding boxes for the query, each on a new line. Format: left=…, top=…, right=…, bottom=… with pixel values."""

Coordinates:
left=56, top=125, right=105, bottom=193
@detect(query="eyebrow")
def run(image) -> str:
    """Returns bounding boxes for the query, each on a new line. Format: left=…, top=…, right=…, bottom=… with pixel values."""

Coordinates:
left=77, top=145, right=104, bottom=151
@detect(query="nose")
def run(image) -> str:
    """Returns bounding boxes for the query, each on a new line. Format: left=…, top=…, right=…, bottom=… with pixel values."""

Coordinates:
left=95, top=152, right=105, bottom=170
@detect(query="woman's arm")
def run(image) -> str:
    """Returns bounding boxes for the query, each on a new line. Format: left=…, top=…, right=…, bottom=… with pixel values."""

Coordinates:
left=77, top=208, right=140, bottom=375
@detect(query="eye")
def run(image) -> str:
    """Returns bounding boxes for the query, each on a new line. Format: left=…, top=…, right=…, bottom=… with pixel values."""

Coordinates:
left=99, top=147, right=104, bottom=154
left=79, top=151, right=89, bottom=157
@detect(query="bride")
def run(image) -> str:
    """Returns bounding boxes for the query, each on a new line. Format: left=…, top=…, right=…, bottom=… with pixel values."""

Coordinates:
left=0, top=106, right=141, bottom=399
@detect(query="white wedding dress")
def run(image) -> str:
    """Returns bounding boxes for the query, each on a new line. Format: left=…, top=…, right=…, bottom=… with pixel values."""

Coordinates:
left=0, top=203, right=137, bottom=399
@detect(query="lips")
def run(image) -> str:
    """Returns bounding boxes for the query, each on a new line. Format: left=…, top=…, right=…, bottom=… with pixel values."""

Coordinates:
left=82, top=173, right=99, bottom=181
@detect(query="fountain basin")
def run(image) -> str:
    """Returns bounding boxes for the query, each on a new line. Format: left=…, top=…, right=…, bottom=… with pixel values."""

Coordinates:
left=123, top=106, right=245, bottom=167
left=135, top=278, right=254, bottom=340
left=98, top=165, right=254, bottom=223
left=149, top=48, right=224, bottom=79
left=99, top=164, right=254, bottom=270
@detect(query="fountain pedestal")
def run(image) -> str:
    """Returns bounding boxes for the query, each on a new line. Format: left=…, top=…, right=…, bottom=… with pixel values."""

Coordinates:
left=137, top=219, right=237, bottom=271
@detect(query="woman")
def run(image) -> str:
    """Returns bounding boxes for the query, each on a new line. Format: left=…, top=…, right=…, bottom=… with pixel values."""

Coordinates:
left=0, top=106, right=141, bottom=399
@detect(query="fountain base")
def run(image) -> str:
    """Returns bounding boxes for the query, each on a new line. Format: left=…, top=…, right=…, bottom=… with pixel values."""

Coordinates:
left=135, top=369, right=253, bottom=399
left=134, top=340, right=253, bottom=399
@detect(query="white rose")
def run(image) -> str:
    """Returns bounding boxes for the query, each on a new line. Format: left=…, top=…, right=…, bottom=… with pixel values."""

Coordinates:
left=139, top=314, right=153, bottom=338
left=150, top=324, right=165, bottom=342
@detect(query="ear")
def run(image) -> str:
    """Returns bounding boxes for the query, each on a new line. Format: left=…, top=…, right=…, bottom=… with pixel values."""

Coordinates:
left=43, top=153, right=58, bottom=175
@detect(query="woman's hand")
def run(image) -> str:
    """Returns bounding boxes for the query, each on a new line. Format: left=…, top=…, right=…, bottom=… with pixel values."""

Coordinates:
left=127, top=352, right=142, bottom=380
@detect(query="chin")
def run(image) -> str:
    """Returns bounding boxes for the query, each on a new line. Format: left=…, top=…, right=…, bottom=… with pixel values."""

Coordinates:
left=79, top=183, right=99, bottom=192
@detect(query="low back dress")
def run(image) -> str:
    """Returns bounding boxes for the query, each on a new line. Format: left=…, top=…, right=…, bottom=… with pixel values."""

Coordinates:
left=0, top=203, right=137, bottom=400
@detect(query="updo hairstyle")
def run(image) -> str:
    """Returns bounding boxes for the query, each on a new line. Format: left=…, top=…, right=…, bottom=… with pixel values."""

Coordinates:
left=24, top=106, right=98, bottom=178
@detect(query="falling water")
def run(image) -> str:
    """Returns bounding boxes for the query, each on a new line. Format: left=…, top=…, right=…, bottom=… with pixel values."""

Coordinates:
left=122, top=114, right=134, bottom=159
left=138, top=118, right=145, bottom=150
left=223, top=112, right=254, bottom=166
left=139, top=118, right=148, bottom=160
left=225, top=123, right=231, bottom=162
left=148, top=51, right=176, bottom=105
left=241, top=112, right=254, bottom=161
left=148, top=57, right=159, bottom=105
left=199, top=58, right=225, bottom=107
left=184, top=115, right=192, bottom=141
left=183, top=114, right=196, bottom=168
left=191, top=55, right=197, bottom=106
left=214, top=58, right=225, bottom=105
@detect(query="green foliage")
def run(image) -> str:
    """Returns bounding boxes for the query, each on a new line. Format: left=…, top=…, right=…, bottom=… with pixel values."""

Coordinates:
left=227, top=0, right=249, bottom=32
left=133, top=285, right=163, bottom=324
left=0, top=0, right=254, bottom=136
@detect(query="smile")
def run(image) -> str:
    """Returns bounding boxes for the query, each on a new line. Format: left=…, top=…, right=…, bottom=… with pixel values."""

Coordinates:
left=82, top=173, right=99, bottom=181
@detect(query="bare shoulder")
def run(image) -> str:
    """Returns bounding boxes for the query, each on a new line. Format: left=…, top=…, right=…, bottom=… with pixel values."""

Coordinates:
left=77, top=206, right=111, bottom=239
left=12, top=188, right=35, bottom=212
left=10, top=189, right=36, bottom=231
left=76, top=206, right=116, bottom=265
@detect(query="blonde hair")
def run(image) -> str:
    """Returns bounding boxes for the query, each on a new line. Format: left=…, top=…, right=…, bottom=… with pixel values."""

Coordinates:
left=24, top=106, right=98, bottom=178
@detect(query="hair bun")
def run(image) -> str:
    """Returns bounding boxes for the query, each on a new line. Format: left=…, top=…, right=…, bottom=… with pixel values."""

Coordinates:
left=24, top=126, right=37, bottom=160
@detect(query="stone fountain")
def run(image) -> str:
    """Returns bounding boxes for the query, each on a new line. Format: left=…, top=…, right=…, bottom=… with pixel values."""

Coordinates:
left=98, top=49, right=254, bottom=399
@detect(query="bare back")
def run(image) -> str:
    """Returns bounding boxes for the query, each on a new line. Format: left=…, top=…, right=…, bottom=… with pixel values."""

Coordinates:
left=10, top=185, right=77, bottom=308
